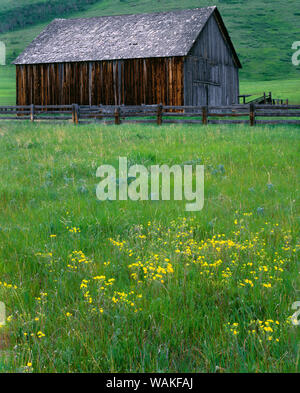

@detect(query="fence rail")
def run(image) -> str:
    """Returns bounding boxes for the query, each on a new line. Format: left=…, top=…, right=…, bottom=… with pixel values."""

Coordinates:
left=0, top=104, right=300, bottom=125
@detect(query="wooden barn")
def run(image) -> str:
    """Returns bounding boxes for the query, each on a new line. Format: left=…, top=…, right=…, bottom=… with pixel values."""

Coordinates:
left=14, top=6, right=242, bottom=107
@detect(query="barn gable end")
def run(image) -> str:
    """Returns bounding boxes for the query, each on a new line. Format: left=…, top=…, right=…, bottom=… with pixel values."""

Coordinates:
left=184, top=10, right=240, bottom=106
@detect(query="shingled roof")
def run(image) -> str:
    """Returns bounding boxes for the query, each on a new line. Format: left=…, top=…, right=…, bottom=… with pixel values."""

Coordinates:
left=14, top=7, right=241, bottom=67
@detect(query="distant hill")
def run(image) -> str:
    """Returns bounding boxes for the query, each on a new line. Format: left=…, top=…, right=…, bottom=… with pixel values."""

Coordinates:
left=0, top=0, right=299, bottom=81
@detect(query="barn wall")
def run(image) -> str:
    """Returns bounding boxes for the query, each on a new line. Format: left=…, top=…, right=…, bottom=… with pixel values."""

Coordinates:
left=16, top=57, right=184, bottom=106
left=184, top=13, right=239, bottom=106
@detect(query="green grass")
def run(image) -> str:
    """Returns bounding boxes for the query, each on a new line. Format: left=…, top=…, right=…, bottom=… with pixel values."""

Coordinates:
left=0, top=1, right=299, bottom=373
left=0, top=122, right=299, bottom=372
left=0, top=66, right=15, bottom=105
left=240, top=79, right=300, bottom=104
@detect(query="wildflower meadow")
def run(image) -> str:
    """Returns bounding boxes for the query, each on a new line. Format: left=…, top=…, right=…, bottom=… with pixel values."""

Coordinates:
left=0, top=122, right=299, bottom=372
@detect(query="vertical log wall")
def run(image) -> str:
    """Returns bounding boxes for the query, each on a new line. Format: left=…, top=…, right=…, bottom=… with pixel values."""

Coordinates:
left=16, top=57, right=184, bottom=107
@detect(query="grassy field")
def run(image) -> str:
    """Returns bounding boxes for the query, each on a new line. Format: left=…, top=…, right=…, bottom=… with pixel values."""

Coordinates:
left=0, top=122, right=299, bottom=372
left=240, top=80, right=300, bottom=104
left=0, top=66, right=15, bottom=105
left=0, top=0, right=299, bottom=374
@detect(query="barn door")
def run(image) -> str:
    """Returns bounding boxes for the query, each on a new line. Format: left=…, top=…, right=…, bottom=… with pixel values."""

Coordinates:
left=192, top=58, right=220, bottom=106
left=192, top=58, right=208, bottom=106
left=207, top=64, right=221, bottom=106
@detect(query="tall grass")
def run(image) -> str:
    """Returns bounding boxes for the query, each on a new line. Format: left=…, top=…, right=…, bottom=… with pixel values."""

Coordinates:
left=0, top=122, right=299, bottom=372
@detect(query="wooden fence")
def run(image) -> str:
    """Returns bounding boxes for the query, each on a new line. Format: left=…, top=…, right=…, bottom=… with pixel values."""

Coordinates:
left=0, top=104, right=300, bottom=126
left=239, top=92, right=289, bottom=106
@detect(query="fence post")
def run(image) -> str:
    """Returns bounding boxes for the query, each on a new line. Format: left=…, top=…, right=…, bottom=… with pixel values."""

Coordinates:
left=72, top=104, right=79, bottom=124
left=202, top=106, right=208, bottom=125
left=157, top=103, right=163, bottom=125
left=114, top=106, right=121, bottom=125
left=249, top=103, right=255, bottom=126
left=74, top=104, right=79, bottom=124
left=30, top=104, right=35, bottom=122
left=72, top=104, right=76, bottom=124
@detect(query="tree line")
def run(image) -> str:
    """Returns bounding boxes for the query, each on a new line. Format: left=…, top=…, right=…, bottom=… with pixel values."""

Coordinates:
left=0, top=0, right=101, bottom=34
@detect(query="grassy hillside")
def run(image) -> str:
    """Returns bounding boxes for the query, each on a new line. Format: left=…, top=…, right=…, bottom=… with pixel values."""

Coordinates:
left=0, top=122, right=299, bottom=372
left=0, top=0, right=299, bottom=81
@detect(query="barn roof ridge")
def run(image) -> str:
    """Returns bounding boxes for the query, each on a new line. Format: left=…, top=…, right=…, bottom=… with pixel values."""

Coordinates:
left=13, top=6, right=240, bottom=66
left=50, top=6, right=217, bottom=22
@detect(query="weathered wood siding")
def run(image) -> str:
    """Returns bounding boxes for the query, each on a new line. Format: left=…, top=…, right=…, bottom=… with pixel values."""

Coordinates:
left=184, top=13, right=239, bottom=106
left=16, top=57, right=184, bottom=106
